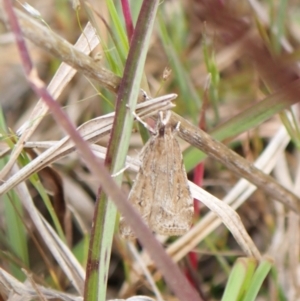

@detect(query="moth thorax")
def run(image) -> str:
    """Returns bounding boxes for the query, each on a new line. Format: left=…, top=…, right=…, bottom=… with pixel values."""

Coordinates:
left=158, top=125, right=166, bottom=137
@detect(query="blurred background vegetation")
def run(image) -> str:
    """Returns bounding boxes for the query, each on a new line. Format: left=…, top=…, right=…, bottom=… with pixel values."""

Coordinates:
left=1, top=0, right=300, bottom=300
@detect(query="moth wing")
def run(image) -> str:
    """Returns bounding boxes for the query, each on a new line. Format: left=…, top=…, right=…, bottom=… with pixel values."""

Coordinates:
left=119, top=139, right=156, bottom=239
left=149, top=132, right=194, bottom=236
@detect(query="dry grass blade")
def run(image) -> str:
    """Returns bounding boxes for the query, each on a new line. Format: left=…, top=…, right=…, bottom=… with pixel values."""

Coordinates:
left=0, top=95, right=175, bottom=195
left=170, top=113, right=300, bottom=212
left=12, top=164, right=85, bottom=294
left=271, top=153, right=300, bottom=297
left=0, top=268, right=82, bottom=301
left=0, top=21, right=99, bottom=181
left=190, top=183, right=261, bottom=259
left=0, top=5, right=120, bottom=92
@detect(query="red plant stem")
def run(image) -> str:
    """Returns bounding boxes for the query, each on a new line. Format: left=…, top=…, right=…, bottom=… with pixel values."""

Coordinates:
left=186, top=74, right=210, bottom=285
left=121, top=0, right=134, bottom=41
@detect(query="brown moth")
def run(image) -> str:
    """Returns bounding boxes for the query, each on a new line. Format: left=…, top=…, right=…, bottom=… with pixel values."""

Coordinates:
left=119, top=110, right=194, bottom=238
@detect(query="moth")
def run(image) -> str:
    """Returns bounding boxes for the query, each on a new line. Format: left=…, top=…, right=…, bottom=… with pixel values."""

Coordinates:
left=119, top=110, right=194, bottom=238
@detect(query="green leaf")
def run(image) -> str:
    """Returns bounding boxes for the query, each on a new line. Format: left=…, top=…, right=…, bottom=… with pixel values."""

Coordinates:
left=221, top=257, right=257, bottom=301
left=242, top=258, right=273, bottom=301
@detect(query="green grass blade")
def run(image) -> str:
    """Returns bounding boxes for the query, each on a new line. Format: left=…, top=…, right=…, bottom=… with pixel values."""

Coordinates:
left=84, top=2, right=160, bottom=301
left=2, top=190, right=27, bottom=281
left=221, top=257, right=257, bottom=301
left=106, top=0, right=129, bottom=63
left=242, top=258, right=273, bottom=301
left=0, top=109, right=28, bottom=280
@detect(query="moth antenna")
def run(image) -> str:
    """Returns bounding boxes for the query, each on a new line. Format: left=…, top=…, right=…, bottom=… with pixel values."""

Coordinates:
left=158, top=110, right=171, bottom=126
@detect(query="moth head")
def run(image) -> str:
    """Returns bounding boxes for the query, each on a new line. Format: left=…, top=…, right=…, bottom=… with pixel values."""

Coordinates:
left=155, top=111, right=169, bottom=135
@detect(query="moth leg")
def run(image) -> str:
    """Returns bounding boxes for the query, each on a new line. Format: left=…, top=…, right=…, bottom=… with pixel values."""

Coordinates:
left=111, top=164, right=130, bottom=177
left=175, top=121, right=181, bottom=132
left=131, top=110, right=156, bottom=134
